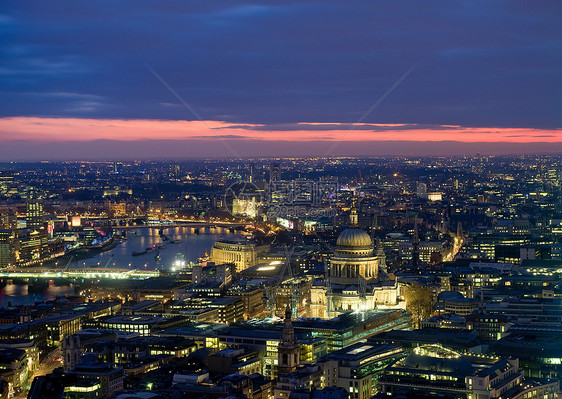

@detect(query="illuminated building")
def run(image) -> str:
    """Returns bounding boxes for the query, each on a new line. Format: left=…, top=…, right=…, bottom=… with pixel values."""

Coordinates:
left=0, top=348, right=28, bottom=393
left=294, top=311, right=409, bottom=353
left=0, top=208, right=17, bottom=230
left=70, top=216, right=81, bottom=227
left=425, top=192, right=443, bottom=201
left=398, top=240, right=448, bottom=264
left=416, top=182, right=443, bottom=201
left=0, top=171, right=15, bottom=196
left=26, top=200, right=43, bottom=230
left=210, top=239, right=269, bottom=273
left=0, top=229, right=14, bottom=267
left=13, top=230, right=48, bottom=264
left=0, top=340, right=39, bottom=374
left=215, top=324, right=326, bottom=378
left=44, top=315, right=82, bottom=347
left=66, top=362, right=123, bottom=397
left=371, top=327, right=488, bottom=354
left=232, top=197, right=261, bottom=218
left=249, top=162, right=255, bottom=183
left=63, top=380, right=101, bottom=399
left=491, top=325, right=562, bottom=379
left=485, top=297, right=562, bottom=326
left=465, top=314, right=511, bottom=340
left=275, top=277, right=312, bottom=317
left=444, top=297, right=480, bottom=316
left=311, top=201, right=398, bottom=318
left=81, top=336, right=197, bottom=368
left=108, top=202, right=127, bottom=217
left=468, top=234, right=531, bottom=261
left=83, top=315, right=189, bottom=336
left=379, top=345, right=559, bottom=399
left=318, top=343, right=405, bottom=399
left=168, top=297, right=244, bottom=324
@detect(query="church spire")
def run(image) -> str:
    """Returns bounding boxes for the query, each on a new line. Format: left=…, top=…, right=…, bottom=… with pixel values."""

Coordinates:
left=278, top=303, right=300, bottom=376
left=350, top=195, right=358, bottom=227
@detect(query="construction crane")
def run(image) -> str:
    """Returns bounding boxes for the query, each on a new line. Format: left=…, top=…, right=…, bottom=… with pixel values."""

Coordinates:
left=357, top=272, right=367, bottom=321
left=325, top=261, right=333, bottom=319
left=265, top=245, right=294, bottom=319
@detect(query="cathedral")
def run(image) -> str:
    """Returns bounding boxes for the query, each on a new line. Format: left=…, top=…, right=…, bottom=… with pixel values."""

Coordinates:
left=310, top=201, right=399, bottom=318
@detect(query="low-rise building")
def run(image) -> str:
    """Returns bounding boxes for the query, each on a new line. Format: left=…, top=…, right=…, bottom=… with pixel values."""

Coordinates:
left=208, top=347, right=262, bottom=376
left=0, top=348, right=28, bottom=393
left=378, top=345, right=558, bottom=399
left=83, top=315, right=189, bottom=336
left=67, top=362, right=123, bottom=397
left=168, top=297, right=244, bottom=324
left=318, top=343, right=405, bottom=399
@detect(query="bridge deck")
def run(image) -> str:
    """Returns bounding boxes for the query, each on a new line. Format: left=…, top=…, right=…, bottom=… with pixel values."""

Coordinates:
left=0, top=268, right=159, bottom=280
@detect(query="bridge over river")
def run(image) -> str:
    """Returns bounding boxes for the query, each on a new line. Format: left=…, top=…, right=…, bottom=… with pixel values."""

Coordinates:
left=0, top=267, right=160, bottom=280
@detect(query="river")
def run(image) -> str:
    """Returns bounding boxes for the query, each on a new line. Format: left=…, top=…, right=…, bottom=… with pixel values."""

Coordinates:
left=0, top=226, right=244, bottom=307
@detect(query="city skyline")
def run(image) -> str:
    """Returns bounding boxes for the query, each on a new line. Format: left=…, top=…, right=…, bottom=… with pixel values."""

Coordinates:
left=1, top=1, right=561, bottom=159
left=1, top=2, right=562, bottom=397
left=0, top=156, right=561, bottom=398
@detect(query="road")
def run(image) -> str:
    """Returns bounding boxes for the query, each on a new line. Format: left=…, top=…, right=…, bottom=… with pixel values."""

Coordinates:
left=13, top=348, right=62, bottom=399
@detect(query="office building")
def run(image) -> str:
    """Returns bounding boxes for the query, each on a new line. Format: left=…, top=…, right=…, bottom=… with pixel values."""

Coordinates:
left=26, top=200, right=44, bottom=230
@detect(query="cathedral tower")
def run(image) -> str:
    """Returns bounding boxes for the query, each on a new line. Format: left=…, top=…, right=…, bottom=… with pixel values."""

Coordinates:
left=277, top=304, right=300, bottom=376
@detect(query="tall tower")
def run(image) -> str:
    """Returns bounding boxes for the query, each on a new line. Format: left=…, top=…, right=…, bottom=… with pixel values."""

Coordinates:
left=26, top=200, right=43, bottom=230
left=249, top=163, right=255, bottom=183
left=277, top=304, right=300, bottom=376
left=350, top=196, right=358, bottom=227
left=0, top=229, right=13, bottom=268
left=269, top=163, right=281, bottom=183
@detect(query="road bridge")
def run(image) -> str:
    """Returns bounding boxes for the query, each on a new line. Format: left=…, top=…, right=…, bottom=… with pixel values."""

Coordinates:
left=0, top=268, right=159, bottom=280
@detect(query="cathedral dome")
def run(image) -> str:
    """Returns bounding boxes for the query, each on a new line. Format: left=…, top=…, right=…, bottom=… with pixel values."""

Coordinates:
left=336, top=228, right=372, bottom=248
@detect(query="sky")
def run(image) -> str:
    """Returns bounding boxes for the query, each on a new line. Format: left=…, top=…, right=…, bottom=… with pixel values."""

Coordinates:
left=0, top=1, right=561, bottom=159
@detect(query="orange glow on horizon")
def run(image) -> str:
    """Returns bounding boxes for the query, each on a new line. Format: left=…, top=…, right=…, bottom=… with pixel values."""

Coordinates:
left=0, top=117, right=560, bottom=144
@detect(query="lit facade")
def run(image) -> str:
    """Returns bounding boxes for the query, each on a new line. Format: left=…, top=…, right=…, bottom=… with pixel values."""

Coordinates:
left=210, top=240, right=269, bottom=273
left=311, top=204, right=399, bottom=318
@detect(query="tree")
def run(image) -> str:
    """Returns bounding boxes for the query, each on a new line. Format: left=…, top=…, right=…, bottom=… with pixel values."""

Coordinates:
left=403, top=283, right=435, bottom=329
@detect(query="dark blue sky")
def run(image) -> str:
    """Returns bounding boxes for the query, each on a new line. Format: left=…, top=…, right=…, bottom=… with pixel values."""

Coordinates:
left=0, top=1, right=560, bottom=158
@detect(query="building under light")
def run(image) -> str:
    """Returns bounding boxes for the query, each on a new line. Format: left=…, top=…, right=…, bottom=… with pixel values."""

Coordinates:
left=310, top=202, right=399, bottom=319
left=210, top=239, right=269, bottom=273
left=378, top=344, right=559, bottom=399
left=26, top=200, right=43, bottom=230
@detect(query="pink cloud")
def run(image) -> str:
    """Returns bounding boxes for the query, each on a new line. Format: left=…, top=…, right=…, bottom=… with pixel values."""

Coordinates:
left=0, top=117, right=560, bottom=143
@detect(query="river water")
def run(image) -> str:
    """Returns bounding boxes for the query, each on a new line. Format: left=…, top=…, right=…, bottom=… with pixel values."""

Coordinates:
left=67, top=226, right=244, bottom=270
left=0, top=226, right=244, bottom=307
